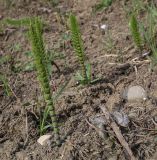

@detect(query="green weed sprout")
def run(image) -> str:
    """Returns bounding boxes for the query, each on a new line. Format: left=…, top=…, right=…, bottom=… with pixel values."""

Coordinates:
left=69, top=14, right=90, bottom=85
left=29, top=18, right=60, bottom=145
left=129, top=14, right=143, bottom=50
left=75, top=63, right=92, bottom=84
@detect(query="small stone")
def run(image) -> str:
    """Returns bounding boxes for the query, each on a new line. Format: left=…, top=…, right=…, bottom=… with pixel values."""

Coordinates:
left=89, top=115, right=107, bottom=139
left=142, top=51, right=150, bottom=57
left=37, top=134, right=52, bottom=146
left=112, top=111, right=129, bottom=127
left=122, top=85, right=147, bottom=102
left=89, top=114, right=107, bottom=126
left=128, top=112, right=137, bottom=119
left=100, top=24, right=107, bottom=30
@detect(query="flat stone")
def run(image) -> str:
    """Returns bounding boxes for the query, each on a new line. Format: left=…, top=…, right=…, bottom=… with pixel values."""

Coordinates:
left=89, top=114, right=107, bottom=126
left=37, top=134, right=52, bottom=146
left=112, top=111, right=129, bottom=127
left=122, top=85, right=147, bottom=102
left=89, top=114, right=107, bottom=139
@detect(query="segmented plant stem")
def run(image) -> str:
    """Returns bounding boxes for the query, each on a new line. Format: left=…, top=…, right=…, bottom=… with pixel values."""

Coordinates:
left=29, top=18, right=60, bottom=145
left=129, top=14, right=142, bottom=50
left=69, top=14, right=88, bottom=84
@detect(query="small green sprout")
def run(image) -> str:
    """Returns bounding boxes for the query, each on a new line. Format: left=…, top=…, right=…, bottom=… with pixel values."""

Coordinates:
left=75, top=63, right=91, bottom=85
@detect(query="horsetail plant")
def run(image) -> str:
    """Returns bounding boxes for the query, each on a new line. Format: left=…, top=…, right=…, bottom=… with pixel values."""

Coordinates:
left=69, top=14, right=90, bottom=85
left=29, top=18, right=60, bottom=145
left=129, top=14, right=143, bottom=51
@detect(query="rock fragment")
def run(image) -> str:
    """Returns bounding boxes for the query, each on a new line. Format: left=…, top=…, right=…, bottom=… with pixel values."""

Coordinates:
left=122, top=85, right=147, bottom=102
left=37, top=134, right=52, bottom=146
left=112, top=111, right=129, bottom=127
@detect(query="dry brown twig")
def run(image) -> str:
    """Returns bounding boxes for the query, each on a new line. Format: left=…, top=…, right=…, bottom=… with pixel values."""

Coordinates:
left=24, top=113, right=29, bottom=147
left=85, top=118, right=113, bottom=135
left=100, top=105, right=137, bottom=160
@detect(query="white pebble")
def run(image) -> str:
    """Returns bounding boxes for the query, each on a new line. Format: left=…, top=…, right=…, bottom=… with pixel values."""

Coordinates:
left=37, top=134, right=52, bottom=146
left=100, top=24, right=107, bottom=30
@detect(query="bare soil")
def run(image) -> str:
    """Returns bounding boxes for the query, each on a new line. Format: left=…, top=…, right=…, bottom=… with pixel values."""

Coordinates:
left=1, top=0, right=157, bottom=160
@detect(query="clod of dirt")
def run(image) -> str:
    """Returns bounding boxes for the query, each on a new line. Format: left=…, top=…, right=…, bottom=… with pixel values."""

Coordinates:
left=37, top=134, right=52, bottom=146
left=112, top=111, right=129, bottom=127
left=122, top=85, right=147, bottom=102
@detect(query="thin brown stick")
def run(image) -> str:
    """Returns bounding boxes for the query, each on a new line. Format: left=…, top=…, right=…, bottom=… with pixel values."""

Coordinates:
left=100, top=105, right=136, bottom=160
left=85, top=118, right=113, bottom=134
left=24, top=113, right=29, bottom=147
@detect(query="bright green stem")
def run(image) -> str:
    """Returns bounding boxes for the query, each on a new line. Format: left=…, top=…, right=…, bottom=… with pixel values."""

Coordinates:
left=29, top=18, right=60, bottom=145
left=69, top=14, right=88, bottom=84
